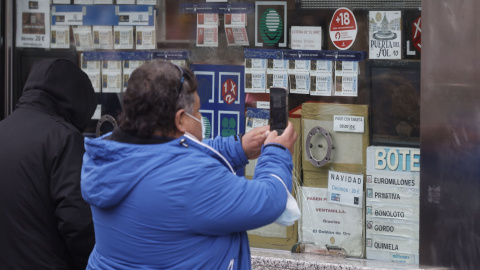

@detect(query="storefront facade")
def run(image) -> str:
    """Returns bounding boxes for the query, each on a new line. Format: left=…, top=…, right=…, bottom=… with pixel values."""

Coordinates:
left=1, top=0, right=479, bottom=268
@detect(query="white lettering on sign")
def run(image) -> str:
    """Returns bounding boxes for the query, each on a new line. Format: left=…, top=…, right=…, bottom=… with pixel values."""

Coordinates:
left=333, top=115, right=364, bottom=133
left=374, top=148, right=420, bottom=172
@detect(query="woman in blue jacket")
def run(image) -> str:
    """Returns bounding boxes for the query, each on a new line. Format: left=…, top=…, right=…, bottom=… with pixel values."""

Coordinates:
left=81, top=60, right=297, bottom=269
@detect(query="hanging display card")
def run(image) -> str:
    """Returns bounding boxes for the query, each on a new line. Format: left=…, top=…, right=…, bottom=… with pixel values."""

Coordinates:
left=245, top=71, right=267, bottom=93
left=369, top=11, right=402, bottom=59
left=288, top=59, right=310, bottom=94
left=94, top=0, right=113, bottom=4
left=245, top=58, right=267, bottom=93
left=224, top=13, right=248, bottom=46
left=73, top=26, right=93, bottom=51
left=135, top=26, right=156, bottom=50
left=122, top=60, right=146, bottom=91
left=197, top=13, right=219, bottom=25
left=102, top=71, right=122, bottom=93
left=267, top=59, right=288, bottom=73
left=137, top=0, right=157, bottom=4
left=117, top=0, right=136, bottom=4
left=266, top=72, right=288, bottom=91
left=114, top=26, right=134, bottom=50
left=310, top=74, right=333, bottom=96
left=310, top=60, right=333, bottom=96
left=225, top=26, right=249, bottom=46
left=16, top=0, right=50, bottom=48
left=366, top=146, right=420, bottom=264
left=224, top=13, right=247, bottom=25
left=196, top=25, right=219, bottom=47
left=299, top=187, right=363, bottom=257
left=50, top=25, right=70, bottom=49
left=288, top=72, right=310, bottom=95
left=291, top=26, right=322, bottom=50
left=93, top=26, right=113, bottom=50
left=334, top=61, right=359, bottom=97
left=74, top=0, right=93, bottom=4
left=81, top=54, right=101, bottom=93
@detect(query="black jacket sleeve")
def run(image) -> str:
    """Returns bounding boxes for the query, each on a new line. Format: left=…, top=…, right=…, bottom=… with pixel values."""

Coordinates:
left=50, top=131, right=95, bottom=270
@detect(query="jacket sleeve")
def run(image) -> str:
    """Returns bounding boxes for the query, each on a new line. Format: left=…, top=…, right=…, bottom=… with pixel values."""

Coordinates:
left=184, top=143, right=293, bottom=235
left=51, top=131, right=95, bottom=270
left=203, top=135, right=248, bottom=171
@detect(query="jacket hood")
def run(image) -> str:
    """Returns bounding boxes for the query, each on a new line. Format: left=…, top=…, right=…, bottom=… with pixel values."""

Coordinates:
left=17, top=58, right=97, bottom=132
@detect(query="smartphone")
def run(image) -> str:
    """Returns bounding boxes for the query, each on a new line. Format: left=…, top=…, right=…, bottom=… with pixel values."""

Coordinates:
left=269, top=87, right=289, bottom=135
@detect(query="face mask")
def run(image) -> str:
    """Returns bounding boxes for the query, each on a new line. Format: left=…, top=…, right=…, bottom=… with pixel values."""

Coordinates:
left=185, top=112, right=205, bottom=139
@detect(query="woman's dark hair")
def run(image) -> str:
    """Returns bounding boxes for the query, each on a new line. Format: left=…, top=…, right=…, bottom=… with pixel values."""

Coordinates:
left=118, top=60, right=197, bottom=138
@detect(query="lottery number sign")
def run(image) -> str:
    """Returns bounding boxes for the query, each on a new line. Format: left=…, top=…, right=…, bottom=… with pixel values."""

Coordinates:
left=329, top=8, right=358, bottom=50
left=222, top=78, right=237, bottom=105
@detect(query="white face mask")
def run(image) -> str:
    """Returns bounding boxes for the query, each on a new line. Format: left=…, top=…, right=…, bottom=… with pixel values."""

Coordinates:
left=185, top=112, right=205, bottom=139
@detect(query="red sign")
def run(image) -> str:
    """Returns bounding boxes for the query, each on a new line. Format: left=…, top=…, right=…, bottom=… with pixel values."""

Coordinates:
left=221, top=78, right=237, bottom=105
left=329, top=8, right=358, bottom=50
left=412, top=16, right=421, bottom=52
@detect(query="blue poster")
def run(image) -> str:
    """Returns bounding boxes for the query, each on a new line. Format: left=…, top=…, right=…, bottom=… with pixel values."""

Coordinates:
left=191, top=64, right=245, bottom=139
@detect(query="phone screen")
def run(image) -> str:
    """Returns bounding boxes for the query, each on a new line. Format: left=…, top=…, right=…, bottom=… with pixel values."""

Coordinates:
left=270, top=87, right=288, bottom=135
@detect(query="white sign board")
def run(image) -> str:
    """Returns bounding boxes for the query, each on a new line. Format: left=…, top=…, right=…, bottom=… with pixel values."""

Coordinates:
left=300, top=187, right=363, bottom=257
left=333, top=115, right=364, bottom=133
left=328, top=171, right=364, bottom=208
left=366, top=146, right=420, bottom=264
left=16, top=1, right=50, bottom=48
left=291, top=26, right=322, bottom=50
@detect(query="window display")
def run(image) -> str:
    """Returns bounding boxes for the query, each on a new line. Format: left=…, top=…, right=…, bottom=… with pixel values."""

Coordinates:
left=9, top=0, right=423, bottom=266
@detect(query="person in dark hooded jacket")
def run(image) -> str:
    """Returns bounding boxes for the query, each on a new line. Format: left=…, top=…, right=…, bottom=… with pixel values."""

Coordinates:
left=0, top=59, right=97, bottom=269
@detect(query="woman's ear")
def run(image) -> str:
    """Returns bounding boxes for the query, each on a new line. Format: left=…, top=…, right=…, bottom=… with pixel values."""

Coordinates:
left=175, top=109, right=187, bottom=133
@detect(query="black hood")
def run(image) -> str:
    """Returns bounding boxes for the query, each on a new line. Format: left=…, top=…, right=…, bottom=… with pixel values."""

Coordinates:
left=17, top=58, right=97, bottom=132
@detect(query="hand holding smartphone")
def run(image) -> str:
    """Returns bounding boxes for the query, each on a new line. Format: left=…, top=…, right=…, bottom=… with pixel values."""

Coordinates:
left=269, top=87, right=289, bottom=135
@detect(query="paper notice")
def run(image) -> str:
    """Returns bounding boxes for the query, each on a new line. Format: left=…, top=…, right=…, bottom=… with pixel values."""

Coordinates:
left=16, top=0, right=50, bottom=48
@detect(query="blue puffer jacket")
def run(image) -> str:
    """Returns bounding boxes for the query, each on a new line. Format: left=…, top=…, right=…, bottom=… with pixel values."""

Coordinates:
left=81, top=130, right=293, bottom=270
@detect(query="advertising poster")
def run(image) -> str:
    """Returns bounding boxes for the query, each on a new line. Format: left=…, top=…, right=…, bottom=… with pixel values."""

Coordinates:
left=369, top=11, right=402, bottom=59
left=366, top=146, right=420, bottom=264
left=191, top=64, right=245, bottom=139
left=16, top=0, right=50, bottom=48
left=299, top=187, right=363, bottom=257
